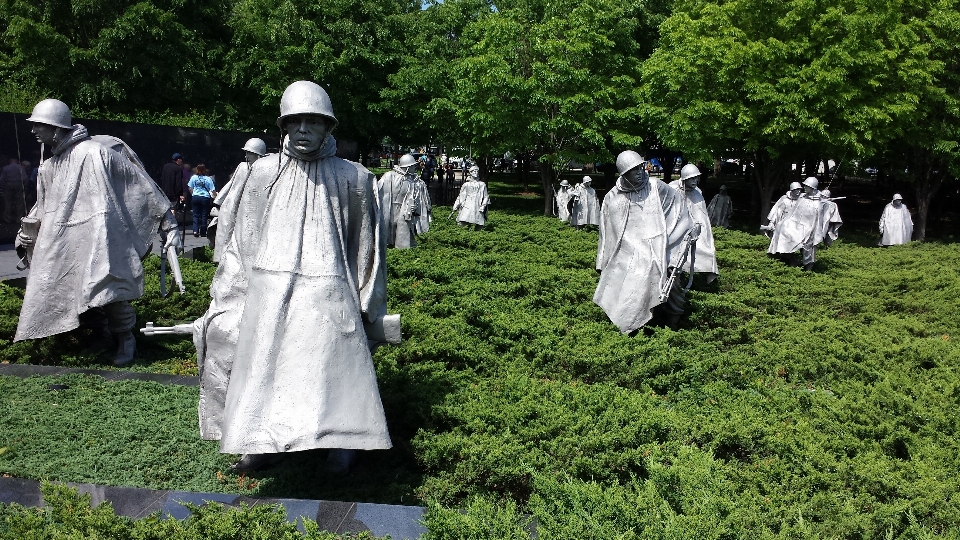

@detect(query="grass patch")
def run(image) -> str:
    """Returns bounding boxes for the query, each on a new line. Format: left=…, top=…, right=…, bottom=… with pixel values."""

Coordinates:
left=1, top=179, right=959, bottom=537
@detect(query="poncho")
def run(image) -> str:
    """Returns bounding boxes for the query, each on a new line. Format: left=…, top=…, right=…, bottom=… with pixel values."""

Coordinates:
left=669, top=180, right=718, bottom=280
left=707, top=191, right=733, bottom=228
left=15, top=125, right=171, bottom=341
left=378, top=167, right=418, bottom=248
left=555, top=187, right=573, bottom=222
left=412, top=177, right=432, bottom=235
left=768, top=194, right=824, bottom=256
left=880, top=203, right=913, bottom=245
left=819, top=199, right=843, bottom=244
left=594, top=176, right=694, bottom=333
left=453, top=179, right=490, bottom=225
left=570, top=184, right=600, bottom=227
left=193, top=134, right=391, bottom=453
left=211, top=161, right=254, bottom=263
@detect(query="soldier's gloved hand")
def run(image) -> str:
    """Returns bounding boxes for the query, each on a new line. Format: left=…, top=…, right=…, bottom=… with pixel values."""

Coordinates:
left=163, top=228, right=183, bottom=252
left=689, top=222, right=702, bottom=240
left=16, top=229, right=35, bottom=248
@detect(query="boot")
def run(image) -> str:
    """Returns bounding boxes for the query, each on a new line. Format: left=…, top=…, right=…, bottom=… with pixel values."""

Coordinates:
left=112, top=331, right=136, bottom=367
left=802, top=262, right=815, bottom=271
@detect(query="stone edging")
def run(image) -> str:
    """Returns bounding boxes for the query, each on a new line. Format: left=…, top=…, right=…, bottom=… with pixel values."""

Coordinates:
left=0, top=476, right=426, bottom=539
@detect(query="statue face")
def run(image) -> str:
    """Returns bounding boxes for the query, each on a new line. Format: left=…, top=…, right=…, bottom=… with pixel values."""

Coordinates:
left=400, top=164, right=416, bottom=176
left=684, top=176, right=699, bottom=189
left=30, top=123, right=58, bottom=145
left=893, top=200, right=902, bottom=207
left=622, top=166, right=645, bottom=185
left=803, top=186, right=816, bottom=196
left=283, top=115, right=330, bottom=154
left=244, top=151, right=260, bottom=164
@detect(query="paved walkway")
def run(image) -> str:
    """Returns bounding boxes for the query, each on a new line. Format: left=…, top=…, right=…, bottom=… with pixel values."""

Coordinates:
left=0, top=476, right=426, bottom=538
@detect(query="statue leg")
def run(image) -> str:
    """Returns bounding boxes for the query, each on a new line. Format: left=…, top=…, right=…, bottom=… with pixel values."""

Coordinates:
left=660, top=275, right=688, bottom=328
left=103, top=301, right=137, bottom=366
left=801, top=246, right=816, bottom=271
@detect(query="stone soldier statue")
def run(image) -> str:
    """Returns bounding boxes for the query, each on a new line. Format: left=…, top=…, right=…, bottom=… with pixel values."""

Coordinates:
left=818, top=189, right=843, bottom=246
left=14, top=99, right=181, bottom=365
left=761, top=182, right=803, bottom=238
left=412, top=173, right=432, bottom=236
left=766, top=177, right=824, bottom=270
left=209, top=138, right=267, bottom=259
left=594, top=151, right=699, bottom=332
left=879, top=193, right=913, bottom=245
left=452, top=165, right=490, bottom=229
left=706, top=185, right=733, bottom=228
left=669, top=164, right=718, bottom=283
left=378, top=153, right=420, bottom=248
left=555, top=179, right=573, bottom=223
left=570, top=176, right=601, bottom=229
left=191, top=81, right=393, bottom=472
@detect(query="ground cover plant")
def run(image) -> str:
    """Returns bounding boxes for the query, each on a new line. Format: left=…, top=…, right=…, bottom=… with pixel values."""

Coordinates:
left=1, top=179, right=959, bottom=537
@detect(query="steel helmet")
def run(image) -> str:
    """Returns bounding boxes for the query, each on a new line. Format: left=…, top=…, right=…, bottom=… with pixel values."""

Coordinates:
left=559, top=179, right=570, bottom=187
left=27, top=98, right=72, bottom=129
left=582, top=176, right=592, bottom=184
left=719, top=185, right=727, bottom=191
left=242, top=138, right=267, bottom=156
left=469, top=165, right=479, bottom=175
left=821, top=189, right=832, bottom=199
left=399, top=154, right=417, bottom=168
left=680, top=163, right=701, bottom=181
left=789, top=182, right=802, bottom=191
left=802, top=176, right=819, bottom=190
left=892, top=193, right=903, bottom=201
left=615, top=150, right=646, bottom=176
left=276, top=81, right=338, bottom=129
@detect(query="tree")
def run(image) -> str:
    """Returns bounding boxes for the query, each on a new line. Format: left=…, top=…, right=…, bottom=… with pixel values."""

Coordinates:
left=226, top=0, right=416, bottom=147
left=0, top=0, right=231, bottom=122
left=641, top=0, right=940, bottom=223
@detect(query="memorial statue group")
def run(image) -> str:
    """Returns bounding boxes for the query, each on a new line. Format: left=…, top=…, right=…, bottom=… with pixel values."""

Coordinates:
left=9, top=80, right=917, bottom=473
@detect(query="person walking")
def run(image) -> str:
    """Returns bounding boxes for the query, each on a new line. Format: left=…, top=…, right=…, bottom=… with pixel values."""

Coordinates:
left=188, top=164, right=216, bottom=237
left=160, top=153, right=185, bottom=204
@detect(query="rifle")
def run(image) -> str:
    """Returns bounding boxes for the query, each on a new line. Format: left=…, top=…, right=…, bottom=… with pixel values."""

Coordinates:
left=140, top=314, right=403, bottom=345
left=659, top=232, right=697, bottom=303
left=159, top=232, right=185, bottom=297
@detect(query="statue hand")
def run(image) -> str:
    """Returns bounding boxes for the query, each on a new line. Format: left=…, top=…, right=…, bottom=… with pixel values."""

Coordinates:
left=16, top=229, right=34, bottom=247
left=164, top=229, right=183, bottom=252
left=689, top=222, right=702, bottom=240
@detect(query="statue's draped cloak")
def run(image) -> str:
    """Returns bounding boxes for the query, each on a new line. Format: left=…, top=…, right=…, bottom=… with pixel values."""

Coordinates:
left=767, top=193, right=798, bottom=228
left=377, top=168, right=417, bottom=248
left=212, top=161, right=253, bottom=263
left=15, top=125, right=170, bottom=341
left=412, top=177, right=431, bottom=235
left=454, top=180, right=489, bottom=225
left=594, top=177, right=693, bottom=334
left=570, top=185, right=600, bottom=227
left=555, top=188, right=573, bottom=222
left=768, top=195, right=823, bottom=255
left=819, top=200, right=843, bottom=243
left=193, top=135, right=391, bottom=453
left=707, top=192, right=733, bottom=228
left=880, top=203, right=913, bottom=245
left=669, top=181, right=718, bottom=278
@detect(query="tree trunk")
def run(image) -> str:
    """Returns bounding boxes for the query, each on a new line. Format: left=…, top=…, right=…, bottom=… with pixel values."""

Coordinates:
left=478, top=156, right=490, bottom=183
left=753, top=151, right=787, bottom=224
left=540, top=161, right=556, bottom=216
left=913, top=160, right=945, bottom=242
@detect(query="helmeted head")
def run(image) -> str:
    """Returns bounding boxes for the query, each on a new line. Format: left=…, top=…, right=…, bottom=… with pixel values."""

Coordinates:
left=802, top=176, right=819, bottom=190
left=27, top=98, right=73, bottom=146
left=615, top=150, right=646, bottom=177
left=821, top=189, right=832, bottom=199
left=242, top=138, right=267, bottom=157
left=559, top=179, right=570, bottom=188
left=468, top=165, right=480, bottom=179
left=398, top=153, right=417, bottom=175
left=582, top=176, right=592, bottom=185
left=788, top=181, right=802, bottom=199
left=892, top=193, right=904, bottom=206
left=276, top=81, right=338, bottom=129
left=680, top=163, right=701, bottom=188
left=719, top=185, right=727, bottom=192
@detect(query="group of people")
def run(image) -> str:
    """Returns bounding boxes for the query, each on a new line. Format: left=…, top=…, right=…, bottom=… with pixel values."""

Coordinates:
left=554, top=176, right=601, bottom=229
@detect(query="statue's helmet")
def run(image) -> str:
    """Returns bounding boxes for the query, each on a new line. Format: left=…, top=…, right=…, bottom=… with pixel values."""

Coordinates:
left=680, top=163, right=701, bottom=181
left=469, top=165, right=480, bottom=175
left=719, top=185, right=727, bottom=191
left=242, top=138, right=267, bottom=156
left=276, top=81, right=338, bottom=129
left=802, top=176, right=819, bottom=190
left=892, top=193, right=903, bottom=201
left=821, top=189, right=832, bottom=198
left=615, top=150, right=646, bottom=176
left=582, top=176, right=592, bottom=184
left=559, top=179, right=570, bottom=187
left=789, top=182, right=803, bottom=191
left=27, top=99, right=72, bottom=129
left=399, top=154, right=417, bottom=168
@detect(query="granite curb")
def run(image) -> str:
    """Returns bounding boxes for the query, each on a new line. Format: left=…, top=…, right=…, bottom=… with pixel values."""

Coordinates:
left=0, top=363, right=199, bottom=386
left=0, top=476, right=426, bottom=538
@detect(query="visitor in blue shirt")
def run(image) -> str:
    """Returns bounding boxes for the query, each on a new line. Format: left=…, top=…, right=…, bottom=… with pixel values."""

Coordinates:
left=188, top=164, right=217, bottom=237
